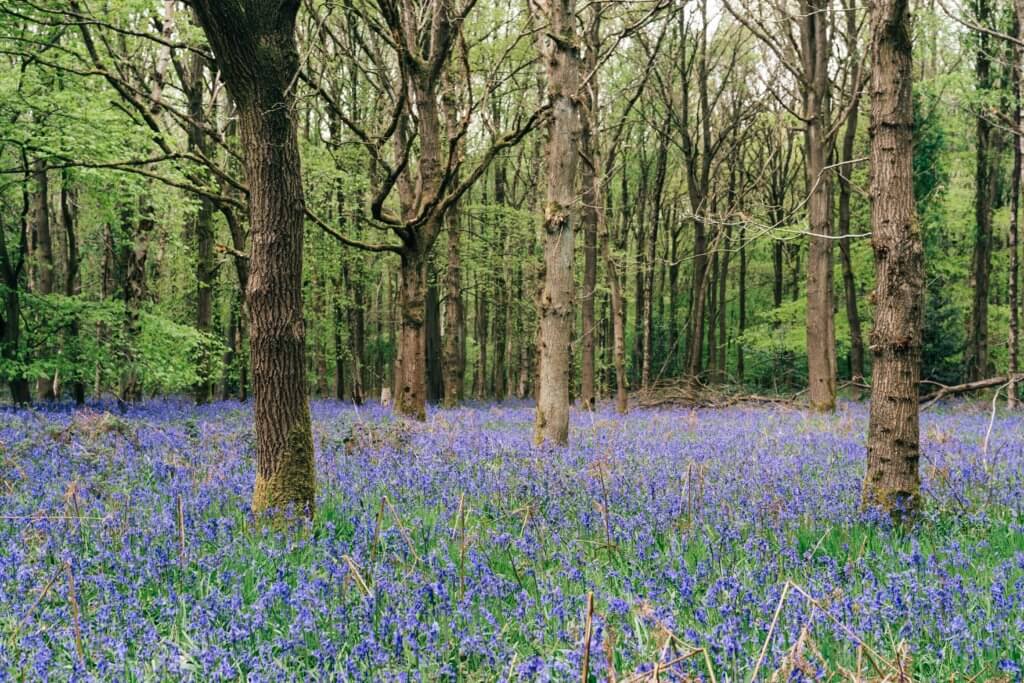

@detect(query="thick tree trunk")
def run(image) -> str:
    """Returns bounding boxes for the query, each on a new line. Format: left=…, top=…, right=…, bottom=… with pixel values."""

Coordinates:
left=863, top=0, right=922, bottom=521
left=533, top=0, right=580, bottom=446
left=396, top=249, right=428, bottom=419
left=192, top=0, right=315, bottom=516
left=967, top=0, right=995, bottom=382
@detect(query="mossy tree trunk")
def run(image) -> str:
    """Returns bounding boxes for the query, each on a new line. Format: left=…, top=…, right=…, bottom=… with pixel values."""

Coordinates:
left=191, top=0, right=315, bottom=517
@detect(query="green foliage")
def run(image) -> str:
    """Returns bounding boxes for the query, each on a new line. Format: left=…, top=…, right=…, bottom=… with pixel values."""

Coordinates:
left=0, top=290, right=227, bottom=397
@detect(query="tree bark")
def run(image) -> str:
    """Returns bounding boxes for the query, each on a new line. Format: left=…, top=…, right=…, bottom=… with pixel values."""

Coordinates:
left=186, top=51, right=216, bottom=405
left=426, top=270, right=444, bottom=403
left=642, top=126, right=668, bottom=389
left=837, top=7, right=866, bottom=398
left=1009, top=0, right=1023, bottom=408
left=120, top=201, right=153, bottom=404
left=967, top=0, right=995, bottom=383
left=863, top=0, right=922, bottom=521
left=61, top=172, right=85, bottom=405
left=580, top=17, right=600, bottom=409
left=191, top=0, right=315, bottom=517
left=802, top=0, right=838, bottom=412
left=397, top=250, right=429, bottom=418
left=532, top=0, right=580, bottom=446
left=442, top=204, right=464, bottom=406
left=31, top=159, right=55, bottom=400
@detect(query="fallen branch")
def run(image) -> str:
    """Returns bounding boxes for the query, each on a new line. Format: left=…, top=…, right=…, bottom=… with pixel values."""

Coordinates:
left=920, top=375, right=1024, bottom=410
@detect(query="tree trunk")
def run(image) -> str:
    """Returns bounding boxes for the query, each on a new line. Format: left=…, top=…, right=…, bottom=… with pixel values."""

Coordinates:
left=738, top=225, right=747, bottom=383
left=193, top=196, right=216, bottom=403
left=442, top=207, right=464, bottom=406
left=863, top=0, right=922, bottom=521
left=186, top=49, right=216, bottom=405
left=967, top=0, right=995, bottom=382
left=717, top=225, right=731, bottom=382
left=685, top=215, right=709, bottom=380
left=120, top=201, right=153, bottom=404
left=333, top=289, right=345, bottom=401
left=345, top=264, right=366, bottom=405
left=802, top=0, right=837, bottom=412
left=838, top=0, right=866, bottom=399
left=192, top=0, right=315, bottom=516
left=580, top=38, right=599, bottom=409
left=642, top=128, right=668, bottom=389
left=61, top=172, right=85, bottom=405
left=29, top=159, right=54, bottom=400
left=426, top=271, right=444, bottom=403
left=397, top=249, right=428, bottom=419
left=533, top=0, right=580, bottom=446
left=474, top=274, right=488, bottom=399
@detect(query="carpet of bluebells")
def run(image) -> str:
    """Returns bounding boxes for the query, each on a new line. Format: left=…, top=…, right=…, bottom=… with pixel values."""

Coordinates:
left=1, top=399, right=1023, bottom=682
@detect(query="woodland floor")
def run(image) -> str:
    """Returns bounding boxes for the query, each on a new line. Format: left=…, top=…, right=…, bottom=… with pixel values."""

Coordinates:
left=0, top=399, right=1022, bottom=681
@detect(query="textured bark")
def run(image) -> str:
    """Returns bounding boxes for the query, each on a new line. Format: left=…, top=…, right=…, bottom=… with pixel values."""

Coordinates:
left=192, top=0, right=315, bottom=517
left=579, top=8, right=602, bottom=410
left=801, top=0, right=838, bottom=412
left=120, top=201, right=153, bottom=404
left=863, top=0, right=922, bottom=521
left=426, top=273, right=444, bottom=403
left=31, top=159, right=55, bottom=400
left=837, top=9, right=866, bottom=398
left=442, top=204, right=464, bottom=406
left=532, top=0, right=580, bottom=446
left=967, top=0, right=995, bottom=382
left=397, top=251, right=429, bottom=419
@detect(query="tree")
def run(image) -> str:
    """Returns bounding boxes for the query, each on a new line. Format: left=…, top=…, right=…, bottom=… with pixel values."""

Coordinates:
left=531, top=0, right=580, bottom=445
left=190, top=0, right=315, bottom=516
left=862, top=0, right=922, bottom=520
left=965, top=0, right=997, bottom=383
